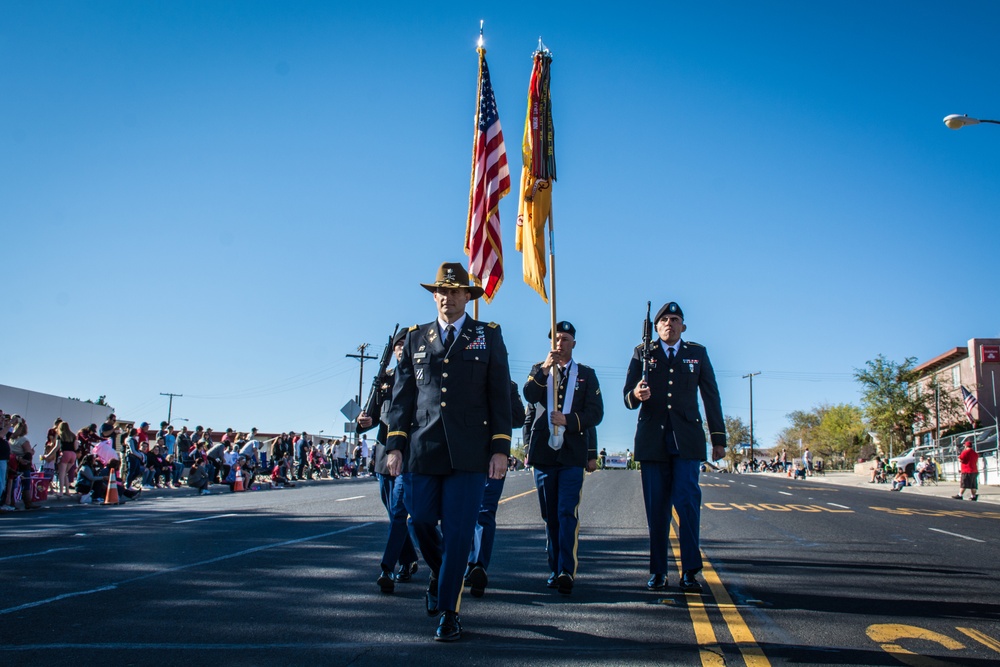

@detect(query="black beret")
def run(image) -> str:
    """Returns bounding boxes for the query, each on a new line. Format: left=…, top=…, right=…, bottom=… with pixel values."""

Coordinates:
left=548, top=321, right=576, bottom=339
left=654, top=302, right=684, bottom=322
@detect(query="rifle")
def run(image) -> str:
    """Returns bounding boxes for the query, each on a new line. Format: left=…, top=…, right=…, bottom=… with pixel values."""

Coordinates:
left=362, top=323, right=400, bottom=420
left=641, top=301, right=653, bottom=383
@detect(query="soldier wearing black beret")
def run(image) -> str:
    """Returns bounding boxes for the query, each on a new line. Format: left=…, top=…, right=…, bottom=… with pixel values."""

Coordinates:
left=523, top=320, right=604, bottom=595
left=623, top=301, right=726, bottom=594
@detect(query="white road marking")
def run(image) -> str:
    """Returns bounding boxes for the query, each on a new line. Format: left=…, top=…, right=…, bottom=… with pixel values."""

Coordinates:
left=929, top=528, right=985, bottom=543
left=747, top=484, right=757, bottom=488
left=0, top=522, right=375, bottom=616
left=827, top=503, right=850, bottom=509
left=173, top=513, right=239, bottom=524
left=336, top=496, right=365, bottom=502
left=0, top=547, right=75, bottom=562
left=778, top=491, right=793, bottom=496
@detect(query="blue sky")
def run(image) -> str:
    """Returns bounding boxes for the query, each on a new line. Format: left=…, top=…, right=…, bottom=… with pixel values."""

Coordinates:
left=4, top=1, right=999, bottom=450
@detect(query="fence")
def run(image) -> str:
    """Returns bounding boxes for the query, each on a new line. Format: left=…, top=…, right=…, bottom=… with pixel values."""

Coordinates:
left=927, top=426, right=998, bottom=483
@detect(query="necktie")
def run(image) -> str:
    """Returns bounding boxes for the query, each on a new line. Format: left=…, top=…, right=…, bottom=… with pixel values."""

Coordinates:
left=668, top=346, right=675, bottom=362
left=444, top=325, right=455, bottom=350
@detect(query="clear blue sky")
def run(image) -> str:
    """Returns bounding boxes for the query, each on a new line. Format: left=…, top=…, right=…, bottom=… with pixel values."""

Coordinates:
left=4, top=1, right=999, bottom=450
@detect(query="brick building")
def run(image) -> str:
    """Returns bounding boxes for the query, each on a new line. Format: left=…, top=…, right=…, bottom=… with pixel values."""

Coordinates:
left=911, top=338, right=1000, bottom=446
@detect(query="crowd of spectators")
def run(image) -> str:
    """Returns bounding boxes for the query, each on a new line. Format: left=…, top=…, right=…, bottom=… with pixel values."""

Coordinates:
left=1, top=409, right=369, bottom=511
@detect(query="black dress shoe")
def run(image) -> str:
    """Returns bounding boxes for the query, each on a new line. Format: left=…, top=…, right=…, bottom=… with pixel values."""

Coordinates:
left=546, top=573, right=558, bottom=589
left=680, top=570, right=703, bottom=593
left=647, top=574, right=668, bottom=591
left=394, top=561, right=416, bottom=583
left=425, top=576, right=439, bottom=616
left=434, top=610, right=462, bottom=642
left=467, top=565, right=488, bottom=598
left=556, top=571, right=574, bottom=596
left=377, top=567, right=395, bottom=594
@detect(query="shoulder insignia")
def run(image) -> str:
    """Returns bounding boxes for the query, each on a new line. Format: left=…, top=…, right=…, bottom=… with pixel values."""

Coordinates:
left=408, top=324, right=419, bottom=332
left=487, top=322, right=498, bottom=329
left=686, top=341, right=704, bottom=347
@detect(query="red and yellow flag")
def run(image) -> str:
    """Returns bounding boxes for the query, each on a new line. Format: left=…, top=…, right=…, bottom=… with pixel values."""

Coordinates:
left=516, top=49, right=556, bottom=302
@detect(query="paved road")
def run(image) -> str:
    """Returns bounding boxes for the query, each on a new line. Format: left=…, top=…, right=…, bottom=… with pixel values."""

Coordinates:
left=1, top=470, right=998, bottom=666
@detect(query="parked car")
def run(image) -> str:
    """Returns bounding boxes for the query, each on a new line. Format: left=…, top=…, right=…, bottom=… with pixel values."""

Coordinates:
left=889, top=447, right=922, bottom=474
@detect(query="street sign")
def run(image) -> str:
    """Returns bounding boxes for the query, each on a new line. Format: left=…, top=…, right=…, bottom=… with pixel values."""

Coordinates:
left=341, top=400, right=362, bottom=421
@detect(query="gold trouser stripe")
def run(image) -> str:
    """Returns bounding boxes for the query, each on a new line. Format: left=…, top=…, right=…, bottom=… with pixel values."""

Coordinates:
left=569, top=474, right=584, bottom=577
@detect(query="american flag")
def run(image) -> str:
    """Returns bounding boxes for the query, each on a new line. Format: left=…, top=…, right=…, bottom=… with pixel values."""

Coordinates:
left=961, top=385, right=978, bottom=424
left=465, top=49, right=511, bottom=303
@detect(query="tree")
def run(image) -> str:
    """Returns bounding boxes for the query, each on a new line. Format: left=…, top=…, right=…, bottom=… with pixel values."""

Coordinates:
left=67, top=395, right=115, bottom=412
left=854, top=355, right=921, bottom=454
left=776, top=407, right=825, bottom=456
left=813, top=403, right=866, bottom=464
left=723, top=415, right=755, bottom=468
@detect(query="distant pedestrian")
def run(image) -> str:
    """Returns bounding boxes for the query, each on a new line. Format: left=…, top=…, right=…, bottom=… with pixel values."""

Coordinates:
left=802, top=447, right=813, bottom=476
left=952, top=440, right=980, bottom=501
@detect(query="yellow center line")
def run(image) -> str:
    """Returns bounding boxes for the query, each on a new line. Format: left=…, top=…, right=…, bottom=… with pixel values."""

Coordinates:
left=956, top=627, right=1000, bottom=653
left=671, top=509, right=771, bottom=667
left=669, top=511, right=723, bottom=667
left=498, top=488, right=536, bottom=505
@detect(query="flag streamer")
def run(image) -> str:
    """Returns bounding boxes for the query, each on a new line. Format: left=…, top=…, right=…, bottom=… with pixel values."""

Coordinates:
left=516, top=48, right=556, bottom=302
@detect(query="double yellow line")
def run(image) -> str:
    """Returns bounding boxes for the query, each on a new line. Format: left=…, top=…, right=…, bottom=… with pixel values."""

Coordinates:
left=503, top=486, right=769, bottom=665
left=670, top=510, right=771, bottom=667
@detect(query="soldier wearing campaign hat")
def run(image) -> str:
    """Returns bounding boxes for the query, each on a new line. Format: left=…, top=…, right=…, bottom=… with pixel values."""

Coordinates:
left=385, top=262, right=512, bottom=642
left=523, top=320, right=604, bottom=595
left=624, top=301, right=726, bottom=594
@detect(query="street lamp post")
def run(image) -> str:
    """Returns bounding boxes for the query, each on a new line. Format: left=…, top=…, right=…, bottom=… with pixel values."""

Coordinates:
left=943, top=114, right=1000, bottom=130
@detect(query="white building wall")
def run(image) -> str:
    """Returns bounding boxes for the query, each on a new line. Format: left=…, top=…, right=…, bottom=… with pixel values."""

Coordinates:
left=0, top=383, right=113, bottom=467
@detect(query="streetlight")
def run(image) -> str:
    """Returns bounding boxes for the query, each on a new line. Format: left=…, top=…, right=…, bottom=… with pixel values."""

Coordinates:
left=943, top=114, right=1000, bottom=130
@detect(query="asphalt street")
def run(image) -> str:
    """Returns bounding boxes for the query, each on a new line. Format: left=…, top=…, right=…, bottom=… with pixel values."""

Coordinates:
left=1, top=470, right=998, bottom=667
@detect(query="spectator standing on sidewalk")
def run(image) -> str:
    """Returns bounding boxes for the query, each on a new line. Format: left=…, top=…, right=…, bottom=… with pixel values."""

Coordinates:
left=7, top=417, right=36, bottom=510
left=952, top=439, right=980, bottom=501
left=99, top=414, right=118, bottom=450
left=802, top=447, right=813, bottom=476
left=56, top=421, right=78, bottom=498
left=0, top=411, right=12, bottom=511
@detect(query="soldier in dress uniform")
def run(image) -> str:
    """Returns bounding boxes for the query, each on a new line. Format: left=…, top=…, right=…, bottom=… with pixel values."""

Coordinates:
left=523, top=321, right=604, bottom=595
left=357, top=327, right=419, bottom=594
left=464, top=380, right=525, bottom=599
left=623, top=302, right=726, bottom=594
left=385, top=262, right=512, bottom=642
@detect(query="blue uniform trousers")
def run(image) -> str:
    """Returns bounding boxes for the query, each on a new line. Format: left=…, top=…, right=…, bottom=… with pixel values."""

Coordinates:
left=640, top=458, right=703, bottom=574
left=403, top=471, right=487, bottom=613
left=376, top=472, right=418, bottom=570
left=468, top=475, right=505, bottom=569
left=533, top=464, right=585, bottom=576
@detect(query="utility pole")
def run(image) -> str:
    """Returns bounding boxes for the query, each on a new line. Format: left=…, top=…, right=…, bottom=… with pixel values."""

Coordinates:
left=742, top=372, right=761, bottom=466
left=160, top=392, right=182, bottom=425
left=346, top=344, right=378, bottom=441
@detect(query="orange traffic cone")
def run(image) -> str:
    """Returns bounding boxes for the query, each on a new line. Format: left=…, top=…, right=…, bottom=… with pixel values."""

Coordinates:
left=105, top=469, right=120, bottom=505
left=233, top=465, right=244, bottom=492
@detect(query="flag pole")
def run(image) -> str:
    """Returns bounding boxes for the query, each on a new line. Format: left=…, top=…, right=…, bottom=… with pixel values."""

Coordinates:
left=548, top=202, right=560, bottom=441
left=471, top=21, right=485, bottom=322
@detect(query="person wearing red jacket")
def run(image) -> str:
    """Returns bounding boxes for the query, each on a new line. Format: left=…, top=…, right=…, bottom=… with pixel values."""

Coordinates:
left=952, top=439, right=980, bottom=501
